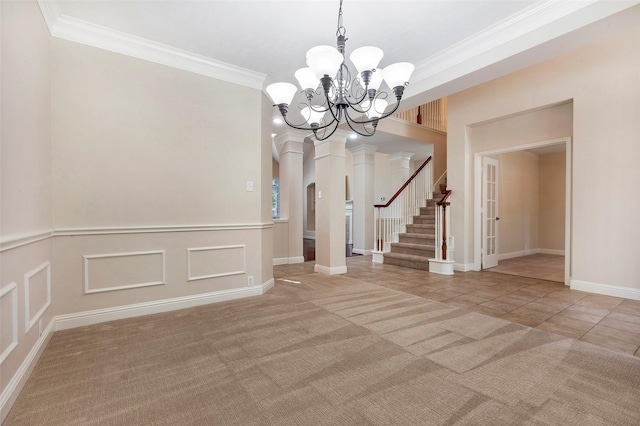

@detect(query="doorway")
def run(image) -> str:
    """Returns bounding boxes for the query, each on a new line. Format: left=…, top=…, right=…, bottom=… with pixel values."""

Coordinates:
left=474, top=137, right=572, bottom=284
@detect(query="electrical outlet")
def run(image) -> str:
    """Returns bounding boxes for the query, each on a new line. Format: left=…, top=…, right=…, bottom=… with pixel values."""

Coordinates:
left=38, top=319, right=43, bottom=337
left=247, top=276, right=254, bottom=286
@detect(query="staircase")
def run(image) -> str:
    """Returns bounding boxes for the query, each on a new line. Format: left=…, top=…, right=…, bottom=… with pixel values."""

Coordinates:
left=383, top=198, right=437, bottom=270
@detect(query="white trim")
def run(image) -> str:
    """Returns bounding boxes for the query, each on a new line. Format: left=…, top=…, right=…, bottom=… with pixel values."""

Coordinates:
left=0, top=283, right=19, bottom=364
left=56, top=223, right=271, bottom=236
left=55, top=280, right=273, bottom=331
left=314, top=264, right=347, bottom=275
left=1, top=223, right=271, bottom=253
left=24, top=262, right=51, bottom=333
left=571, top=280, right=640, bottom=301
left=498, top=248, right=565, bottom=260
left=314, top=152, right=347, bottom=161
left=0, top=317, right=55, bottom=425
left=408, top=1, right=636, bottom=97
left=498, top=249, right=538, bottom=261
left=36, top=0, right=60, bottom=35
left=273, top=257, right=289, bottom=266
left=262, top=278, right=275, bottom=293
left=288, top=256, right=305, bottom=264
left=0, top=230, right=52, bottom=253
left=428, top=259, right=455, bottom=276
left=538, top=248, right=565, bottom=256
left=41, top=11, right=265, bottom=90
left=352, top=249, right=372, bottom=256
left=186, top=245, right=246, bottom=282
left=372, top=251, right=384, bottom=264
left=454, top=263, right=474, bottom=272
left=83, top=251, right=166, bottom=294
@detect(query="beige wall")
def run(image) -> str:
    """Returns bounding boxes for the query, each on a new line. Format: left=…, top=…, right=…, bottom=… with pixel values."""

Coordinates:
left=489, top=151, right=540, bottom=256
left=52, top=39, right=265, bottom=227
left=448, top=26, right=640, bottom=295
left=539, top=152, right=566, bottom=251
left=50, top=37, right=271, bottom=308
left=1, top=2, right=55, bottom=417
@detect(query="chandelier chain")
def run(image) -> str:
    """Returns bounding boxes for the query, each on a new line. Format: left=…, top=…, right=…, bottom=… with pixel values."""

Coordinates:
left=336, top=0, right=346, bottom=37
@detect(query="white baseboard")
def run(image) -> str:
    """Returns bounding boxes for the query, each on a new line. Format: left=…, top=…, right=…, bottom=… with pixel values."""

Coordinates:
left=273, top=256, right=305, bottom=266
left=1, top=318, right=55, bottom=424
left=538, top=248, right=565, bottom=255
left=498, top=249, right=538, bottom=261
left=498, top=248, right=565, bottom=261
left=314, top=264, right=347, bottom=275
left=454, top=263, right=473, bottom=272
left=55, top=281, right=273, bottom=331
left=352, top=249, right=372, bottom=256
left=570, top=279, right=640, bottom=301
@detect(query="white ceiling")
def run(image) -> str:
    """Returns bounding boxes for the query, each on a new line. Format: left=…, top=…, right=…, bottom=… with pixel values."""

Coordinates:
left=45, top=0, right=640, bottom=158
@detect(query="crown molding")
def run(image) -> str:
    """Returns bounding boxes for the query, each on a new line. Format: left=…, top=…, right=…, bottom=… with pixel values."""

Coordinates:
left=37, top=0, right=60, bottom=35
left=37, top=3, right=265, bottom=90
left=409, top=0, right=640, bottom=95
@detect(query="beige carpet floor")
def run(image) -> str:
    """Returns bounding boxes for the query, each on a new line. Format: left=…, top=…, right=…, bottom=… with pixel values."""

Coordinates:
left=5, top=272, right=640, bottom=425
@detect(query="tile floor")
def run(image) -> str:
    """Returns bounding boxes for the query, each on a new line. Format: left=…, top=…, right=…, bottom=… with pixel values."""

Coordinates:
left=486, top=253, right=564, bottom=282
left=274, top=256, right=640, bottom=357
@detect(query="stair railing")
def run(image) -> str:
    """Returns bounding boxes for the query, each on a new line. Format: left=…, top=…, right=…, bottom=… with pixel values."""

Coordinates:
left=373, top=157, right=432, bottom=258
left=434, top=190, right=452, bottom=261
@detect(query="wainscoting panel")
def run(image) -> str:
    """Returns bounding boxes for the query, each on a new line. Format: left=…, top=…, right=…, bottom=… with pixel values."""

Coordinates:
left=83, top=251, right=166, bottom=294
left=187, top=245, right=246, bottom=282
left=24, top=262, right=51, bottom=333
left=0, top=282, right=19, bottom=364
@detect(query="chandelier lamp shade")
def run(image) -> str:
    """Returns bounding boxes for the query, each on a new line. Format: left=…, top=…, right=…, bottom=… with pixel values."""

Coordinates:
left=266, top=0, right=414, bottom=140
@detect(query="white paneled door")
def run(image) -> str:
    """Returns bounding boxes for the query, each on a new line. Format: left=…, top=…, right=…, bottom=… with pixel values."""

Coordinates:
left=482, top=157, right=499, bottom=269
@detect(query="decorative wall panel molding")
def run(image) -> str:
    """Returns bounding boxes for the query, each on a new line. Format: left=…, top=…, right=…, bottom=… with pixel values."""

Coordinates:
left=187, top=245, right=246, bottom=282
left=58, top=222, right=271, bottom=236
left=0, top=282, right=19, bottom=364
left=83, top=250, right=166, bottom=294
left=0, top=223, right=273, bottom=252
left=24, top=262, right=51, bottom=333
left=0, top=230, right=53, bottom=253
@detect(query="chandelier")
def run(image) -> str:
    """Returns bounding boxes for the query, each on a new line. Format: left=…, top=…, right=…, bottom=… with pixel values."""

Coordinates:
left=266, top=0, right=414, bottom=141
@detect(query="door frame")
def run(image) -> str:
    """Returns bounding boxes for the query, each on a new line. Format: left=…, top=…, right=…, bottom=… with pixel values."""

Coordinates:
left=473, top=137, right=572, bottom=285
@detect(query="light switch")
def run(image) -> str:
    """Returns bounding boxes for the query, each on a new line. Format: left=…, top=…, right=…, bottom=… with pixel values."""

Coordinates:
left=246, top=181, right=254, bottom=192
left=318, top=190, right=322, bottom=199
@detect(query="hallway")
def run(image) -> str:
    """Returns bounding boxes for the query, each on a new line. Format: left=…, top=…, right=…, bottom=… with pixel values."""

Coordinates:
left=485, top=253, right=564, bottom=283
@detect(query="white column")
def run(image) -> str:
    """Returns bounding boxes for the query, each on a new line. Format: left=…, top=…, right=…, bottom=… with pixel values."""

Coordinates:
left=314, top=132, right=348, bottom=275
left=389, top=151, right=415, bottom=189
left=275, top=131, right=306, bottom=264
left=351, top=144, right=378, bottom=256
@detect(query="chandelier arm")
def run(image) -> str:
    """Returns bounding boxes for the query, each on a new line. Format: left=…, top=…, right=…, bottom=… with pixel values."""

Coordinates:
left=342, top=98, right=403, bottom=125
left=344, top=113, right=376, bottom=137
left=313, top=120, right=341, bottom=141
left=281, top=110, right=338, bottom=133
